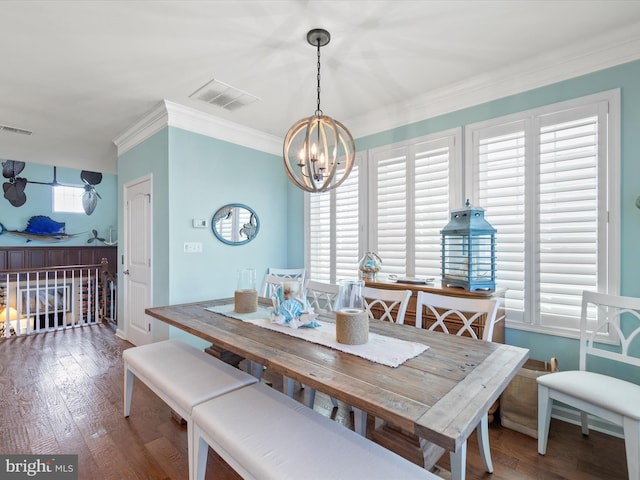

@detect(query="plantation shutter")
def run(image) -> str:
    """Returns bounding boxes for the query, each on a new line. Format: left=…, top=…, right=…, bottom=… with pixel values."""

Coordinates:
left=537, top=106, right=601, bottom=329
left=474, top=121, right=527, bottom=323
left=335, top=163, right=360, bottom=281
left=472, top=99, right=609, bottom=330
left=414, top=137, right=453, bottom=278
left=373, top=146, right=407, bottom=276
left=308, top=191, right=331, bottom=282
left=307, top=155, right=362, bottom=283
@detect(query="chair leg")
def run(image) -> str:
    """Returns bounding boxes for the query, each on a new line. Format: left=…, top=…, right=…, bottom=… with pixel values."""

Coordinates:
left=449, top=439, right=467, bottom=480
left=307, top=387, right=316, bottom=409
left=124, top=366, right=134, bottom=417
left=537, top=384, right=553, bottom=455
left=187, top=421, right=195, bottom=480
left=330, top=396, right=339, bottom=407
left=249, top=361, right=264, bottom=381
left=623, top=417, right=640, bottom=480
left=580, top=411, right=589, bottom=436
left=193, top=424, right=208, bottom=480
left=353, top=408, right=367, bottom=436
left=284, top=376, right=295, bottom=397
left=476, top=413, right=493, bottom=473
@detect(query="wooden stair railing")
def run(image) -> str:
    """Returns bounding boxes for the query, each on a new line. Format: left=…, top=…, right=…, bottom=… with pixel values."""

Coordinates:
left=101, top=257, right=117, bottom=326
left=0, top=261, right=116, bottom=338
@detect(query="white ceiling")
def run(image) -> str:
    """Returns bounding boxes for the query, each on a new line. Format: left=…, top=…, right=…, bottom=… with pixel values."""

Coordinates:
left=2, top=0, right=640, bottom=174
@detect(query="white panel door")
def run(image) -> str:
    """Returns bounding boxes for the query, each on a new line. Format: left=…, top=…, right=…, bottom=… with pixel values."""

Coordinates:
left=124, top=176, right=152, bottom=346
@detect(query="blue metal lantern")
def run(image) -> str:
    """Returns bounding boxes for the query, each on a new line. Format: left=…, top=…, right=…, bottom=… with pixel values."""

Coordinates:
left=441, top=201, right=496, bottom=291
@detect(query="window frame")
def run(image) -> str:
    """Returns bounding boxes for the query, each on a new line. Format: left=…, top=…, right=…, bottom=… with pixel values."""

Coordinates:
left=52, top=185, right=85, bottom=213
left=464, top=89, right=620, bottom=339
left=304, top=90, right=619, bottom=340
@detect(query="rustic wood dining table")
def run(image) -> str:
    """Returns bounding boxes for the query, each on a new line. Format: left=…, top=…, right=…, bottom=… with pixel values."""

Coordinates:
left=145, top=297, right=529, bottom=480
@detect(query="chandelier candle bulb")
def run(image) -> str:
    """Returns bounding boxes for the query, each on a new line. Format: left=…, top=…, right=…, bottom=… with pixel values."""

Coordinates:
left=336, top=308, right=369, bottom=345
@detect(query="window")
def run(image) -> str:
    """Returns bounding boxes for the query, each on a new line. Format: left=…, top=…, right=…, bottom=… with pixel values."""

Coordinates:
left=305, top=154, right=362, bottom=283
left=306, top=131, right=460, bottom=283
left=305, top=91, right=619, bottom=338
left=53, top=185, right=85, bottom=213
left=466, top=90, right=619, bottom=336
left=369, top=133, right=460, bottom=279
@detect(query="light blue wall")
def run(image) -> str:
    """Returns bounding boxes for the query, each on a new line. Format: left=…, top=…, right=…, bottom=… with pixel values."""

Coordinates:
left=286, top=182, right=305, bottom=267
left=116, top=128, right=171, bottom=312
left=0, top=161, right=116, bottom=247
left=117, top=125, right=290, bottom=348
left=166, top=126, right=288, bottom=303
left=286, top=59, right=640, bottom=374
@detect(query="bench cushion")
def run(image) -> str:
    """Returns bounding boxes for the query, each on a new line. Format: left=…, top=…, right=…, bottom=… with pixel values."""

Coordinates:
left=193, top=382, right=437, bottom=480
left=537, top=370, right=640, bottom=420
left=123, top=339, right=256, bottom=416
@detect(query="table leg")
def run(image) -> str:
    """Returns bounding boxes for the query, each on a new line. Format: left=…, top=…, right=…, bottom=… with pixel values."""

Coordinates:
left=353, top=408, right=367, bottom=436
left=418, top=437, right=446, bottom=471
left=449, top=440, right=467, bottom=480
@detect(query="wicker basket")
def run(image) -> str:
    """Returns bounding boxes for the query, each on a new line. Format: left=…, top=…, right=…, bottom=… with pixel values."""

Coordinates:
left=500, top=357, right=558, bottom=438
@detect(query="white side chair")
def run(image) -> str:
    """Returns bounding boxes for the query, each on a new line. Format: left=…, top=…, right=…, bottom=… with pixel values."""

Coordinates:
left=311, top=286, right=412, bottom=435
left=363, top=286, right=412, bottom=324
left=260, top=273, right=305, bottom=398
left=302, top=279, right=340, bottom=408
left=537, top=291, right=640, bottom=480
left=304, top=279, right=339, bottom=313
left=261, top=274, right=303, bottom=301
left=415, top=291, right=500, bottom=479
left=261, top=268, right=306, bottom=296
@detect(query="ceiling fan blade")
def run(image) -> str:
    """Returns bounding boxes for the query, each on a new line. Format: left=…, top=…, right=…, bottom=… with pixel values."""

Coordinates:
left=81, top=170, right=102, bottom=186
left=3, top=178, right=27, bottom=207
left=2, top=160, right=26, bottom=179
left=82, top=189, right=98, bottom=215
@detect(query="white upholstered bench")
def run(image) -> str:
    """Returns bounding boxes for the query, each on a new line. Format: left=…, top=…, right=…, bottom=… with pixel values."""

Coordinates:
left=123, top=339, right=257, bottom=480
left=192, top=381, right=441, bottom=480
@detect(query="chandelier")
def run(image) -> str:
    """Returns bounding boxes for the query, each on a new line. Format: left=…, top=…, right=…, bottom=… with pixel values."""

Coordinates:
left=283, top=29, right=356, bottom=193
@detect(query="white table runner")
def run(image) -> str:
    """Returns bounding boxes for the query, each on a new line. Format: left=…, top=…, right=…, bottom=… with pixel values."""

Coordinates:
left=205, top=304, right=428, bottom=368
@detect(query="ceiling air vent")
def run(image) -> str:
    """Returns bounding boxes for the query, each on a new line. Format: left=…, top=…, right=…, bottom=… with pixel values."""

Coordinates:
left=189, top=78, right=259, bottom=112
left=0, top=124, right=32, bottom=135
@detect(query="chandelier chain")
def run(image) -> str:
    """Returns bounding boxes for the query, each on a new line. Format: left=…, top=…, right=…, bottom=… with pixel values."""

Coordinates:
left=316, top=39, right=322, bottom=116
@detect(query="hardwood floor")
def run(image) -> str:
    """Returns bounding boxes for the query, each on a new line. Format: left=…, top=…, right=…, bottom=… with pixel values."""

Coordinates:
left=0, top=324, right=629, bottom=479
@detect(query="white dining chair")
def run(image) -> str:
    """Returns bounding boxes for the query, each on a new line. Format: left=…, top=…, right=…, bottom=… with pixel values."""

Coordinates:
left=260, top=273, right=306, bottom=399
left=304, top=279, right=339, bottom=313
left=261, top=268, right=306, bottom=296
left=537, top=290, right=640, bottom=480
left=415, top=291, right=500, bottom=479
left=363, top=286, right=412, bottom=324
left=307, top=285, right=412, bottom=435
left=301, top=279, right=340, bottom=409
left=261, top=274, right=303, bottom=302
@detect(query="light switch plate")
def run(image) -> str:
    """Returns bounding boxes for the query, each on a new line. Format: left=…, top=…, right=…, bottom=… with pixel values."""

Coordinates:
left=192, top=218, right=208, bottom=228
left=184, top=242, right=202, bottom=253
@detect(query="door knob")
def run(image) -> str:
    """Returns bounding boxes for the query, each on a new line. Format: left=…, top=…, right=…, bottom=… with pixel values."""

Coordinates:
left=123, top=269, right=130, bottom=275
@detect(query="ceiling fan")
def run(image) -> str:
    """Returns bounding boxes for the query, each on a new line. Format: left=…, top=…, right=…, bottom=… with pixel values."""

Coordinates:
left=2, top=160, right=103, bottom=215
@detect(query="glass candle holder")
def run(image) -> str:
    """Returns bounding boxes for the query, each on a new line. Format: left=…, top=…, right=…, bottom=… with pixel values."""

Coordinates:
left=334, top=279, right=368, bottom=345
left=235, top=268, right=257, bottom=313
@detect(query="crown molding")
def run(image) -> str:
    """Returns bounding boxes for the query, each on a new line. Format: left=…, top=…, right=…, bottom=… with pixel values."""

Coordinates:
left=113, top=100, right=282, bottom=157
left=347, top=22, right=640, bottom=139
left=114, top=24, right=640, bottom=153
left=113, top=102, right=169, bottom=157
